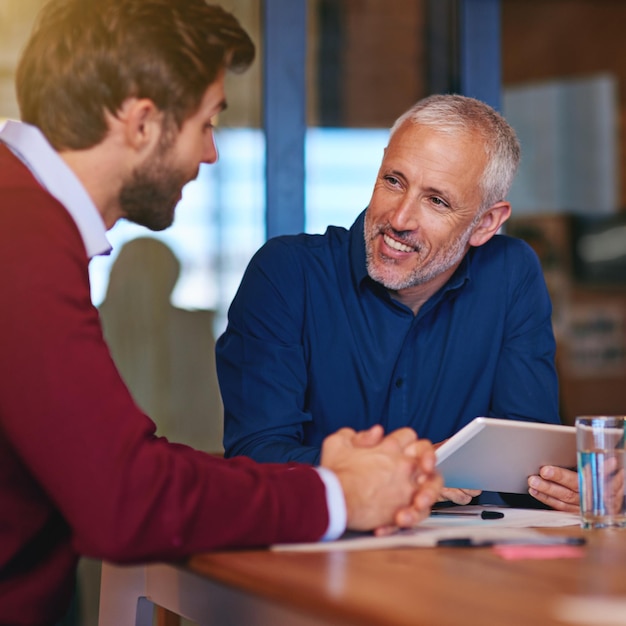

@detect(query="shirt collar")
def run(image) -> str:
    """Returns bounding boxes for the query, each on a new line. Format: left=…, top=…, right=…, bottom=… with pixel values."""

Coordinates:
left=349, top=207, right=471, bottom=298
left=0, top=120, right=111, bottom=258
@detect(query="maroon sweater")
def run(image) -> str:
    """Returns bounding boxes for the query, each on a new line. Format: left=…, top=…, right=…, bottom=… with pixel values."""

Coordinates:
left=0, top=144, right=329, bottom=625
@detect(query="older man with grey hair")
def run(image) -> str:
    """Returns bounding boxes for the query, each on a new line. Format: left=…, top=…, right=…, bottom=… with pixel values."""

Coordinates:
left=218, top=93, right=580, bottom=511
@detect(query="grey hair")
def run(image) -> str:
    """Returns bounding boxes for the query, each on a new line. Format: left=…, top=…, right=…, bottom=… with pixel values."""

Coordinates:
left=389, top=94, right=521, bottom=212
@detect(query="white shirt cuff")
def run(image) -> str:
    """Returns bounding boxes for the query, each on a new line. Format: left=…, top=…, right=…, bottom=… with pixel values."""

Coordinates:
left=314, top=466, right=347, bottom=541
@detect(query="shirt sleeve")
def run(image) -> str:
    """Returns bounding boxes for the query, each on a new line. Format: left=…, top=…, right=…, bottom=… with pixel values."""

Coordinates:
left=314, top=467, right=347, bottom=540
left=0, top=192, right=331, bottom=563
left=217, top=238, right=323, bottom=464
left=489, top=239, right=560, bottom=425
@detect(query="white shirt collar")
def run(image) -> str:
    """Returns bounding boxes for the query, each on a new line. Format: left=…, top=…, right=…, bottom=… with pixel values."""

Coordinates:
left=0, top=119, right=111, bottom=258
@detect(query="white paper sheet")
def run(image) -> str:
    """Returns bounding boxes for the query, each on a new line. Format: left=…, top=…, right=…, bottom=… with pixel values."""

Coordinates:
left=272, top=506, right=581, bottom=553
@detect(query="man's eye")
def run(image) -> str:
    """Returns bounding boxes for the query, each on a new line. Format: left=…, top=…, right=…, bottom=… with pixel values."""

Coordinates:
left=385, top=175, right=400, bottom=186
left=431, top=197, right=449, bottom=208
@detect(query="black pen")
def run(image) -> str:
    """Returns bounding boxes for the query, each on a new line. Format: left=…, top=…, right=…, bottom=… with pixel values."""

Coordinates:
left=430, top=510, right=505, bottom=520
left=437, top=536, right=586, bottom=548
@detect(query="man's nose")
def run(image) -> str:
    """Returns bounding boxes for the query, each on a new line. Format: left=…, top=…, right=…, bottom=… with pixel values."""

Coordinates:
left=389, top=198, right=419, bottom=232
left=202, top=132, right=219, bottom=164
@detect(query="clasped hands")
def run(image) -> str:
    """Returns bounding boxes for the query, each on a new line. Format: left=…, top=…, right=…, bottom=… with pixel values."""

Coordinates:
left=320, top=425, right=442, bottom=535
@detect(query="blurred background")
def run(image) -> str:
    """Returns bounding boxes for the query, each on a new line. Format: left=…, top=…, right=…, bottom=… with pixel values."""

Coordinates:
left=2, top=1, right=626, bottom=622
left=3, top=0, right=625, bottom=426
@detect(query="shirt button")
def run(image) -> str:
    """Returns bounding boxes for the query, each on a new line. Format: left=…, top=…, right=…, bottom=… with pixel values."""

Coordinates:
left=395, top=378, right=404, bottom=388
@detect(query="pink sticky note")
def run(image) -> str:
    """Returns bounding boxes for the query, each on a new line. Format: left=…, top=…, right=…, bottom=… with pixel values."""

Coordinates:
left=492, top=545, right=585, bottom=560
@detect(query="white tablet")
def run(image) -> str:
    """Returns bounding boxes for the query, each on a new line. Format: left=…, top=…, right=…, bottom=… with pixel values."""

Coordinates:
left=435, top=417, right=577, bottom=494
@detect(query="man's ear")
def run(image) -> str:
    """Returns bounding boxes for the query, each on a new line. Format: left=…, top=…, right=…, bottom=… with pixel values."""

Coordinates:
left=469, top=201, right=512, bottom=247
left=119, top=98, right=164, bottom=154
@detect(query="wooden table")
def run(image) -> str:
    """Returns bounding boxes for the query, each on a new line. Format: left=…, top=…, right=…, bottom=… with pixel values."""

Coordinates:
left=98, top=527, right=626, bottom=626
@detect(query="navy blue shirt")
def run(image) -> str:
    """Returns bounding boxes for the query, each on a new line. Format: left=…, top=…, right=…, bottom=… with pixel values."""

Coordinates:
left=217, top=210, right=560, bottom=465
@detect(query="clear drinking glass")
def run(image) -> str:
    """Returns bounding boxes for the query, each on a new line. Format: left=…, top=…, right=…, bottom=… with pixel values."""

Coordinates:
left=576, top=415, right=626, bottom=529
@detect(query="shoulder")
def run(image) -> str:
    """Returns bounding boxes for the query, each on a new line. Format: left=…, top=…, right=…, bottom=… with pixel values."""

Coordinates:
left=1, top=145, right=74, bottom=222
left=1, top=156, right=86, bottom=284
left=466, top=235, right=547, bottom=305
left=472, top=234, right=542, bottom=273
left=1, top=144, right=48, bottom=200
left=478, top=233, right=536, bottom=256
left=2, top=186, right=78, bottom=246
left=467, top=234, right=552, bottom=317
left=250, top=225, right=351, bottom=274
left=231, top=226, right=352, bottom=315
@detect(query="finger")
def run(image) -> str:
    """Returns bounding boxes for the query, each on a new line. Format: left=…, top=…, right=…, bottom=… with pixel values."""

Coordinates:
left=528, top=475, right=580, bottom=506
left=394, top=505, right=426, bottom=528
left=528, top=487, right=580, bottom=513
left=440, top=487, right=474, bottom=505
left=414, top=476, right=444, bottom=510
left=374, top=524, right=399, bottom=537
left=604, top=455, right=620, bottom=475
left=405, top=440, right=436, bottom=472
left=539, top=466, right=579, bottom=492
left=602, top=468, right=624, bottom=514
left=351, top=424, right=385, bottom=448
left=405, top=439, right=434, bottom=457
left=391, top=475, right=444, bottom=530
left=320, top=428, right=358, bottom=465
left=381, top=427, right=418, bottom=451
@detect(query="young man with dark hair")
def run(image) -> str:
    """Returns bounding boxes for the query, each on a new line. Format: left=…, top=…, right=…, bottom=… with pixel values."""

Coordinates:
left=0, top=2, right=441, bottom=623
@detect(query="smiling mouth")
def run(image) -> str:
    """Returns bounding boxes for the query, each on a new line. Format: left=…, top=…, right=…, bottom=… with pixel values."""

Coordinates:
left=383, top=233, right=416, bottom=253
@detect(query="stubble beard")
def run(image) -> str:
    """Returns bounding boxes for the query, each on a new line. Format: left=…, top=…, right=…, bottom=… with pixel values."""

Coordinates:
left=364, top=213, right=480, bottom=291
left=118, top=127, right=192, bottom=232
